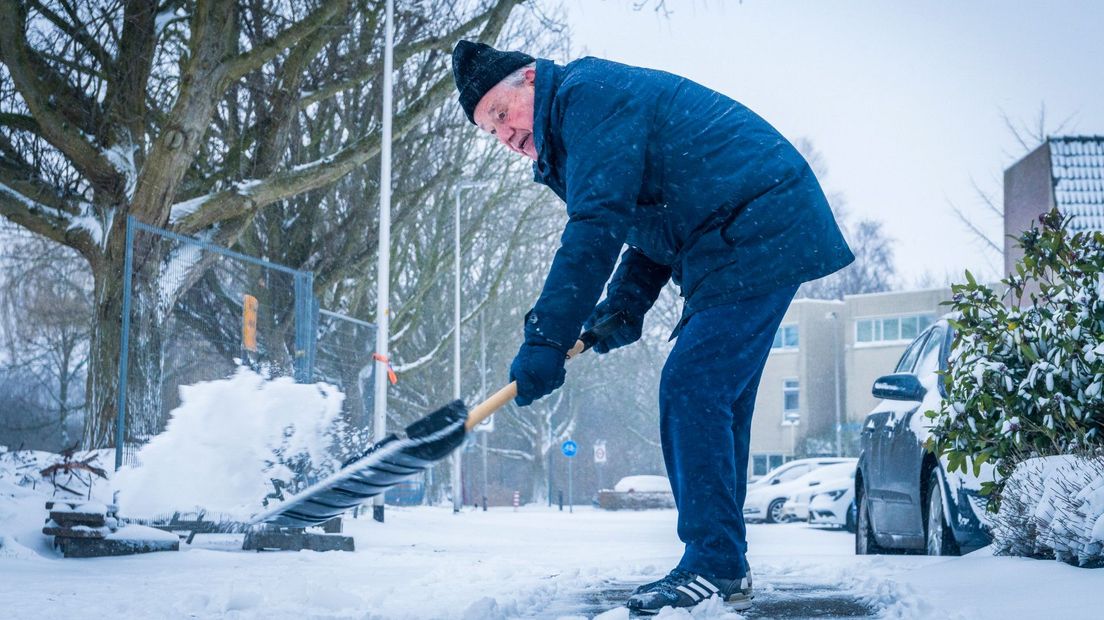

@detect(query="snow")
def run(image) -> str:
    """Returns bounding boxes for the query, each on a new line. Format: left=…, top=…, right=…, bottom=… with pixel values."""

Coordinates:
left=3, top=473, right=1104, bottom=620
left=0, top=181, right=52, bottom=213
left=168, top=193, right=213, bottom=224
left=612, top=475, right=670, bottom=493
left=157, top=237, right=206, bottom=313
left=994, top=455, right=1104, bottom=566
left=102, top=142, right=138, bottom=201
left=235, top=179, right=262, bottom=194
left=107, top=524, right=180, bottom=543
left=113, top=368, right=345, bottom=521
left=73, top=501, right=108, bottom=515
left=66, top=206, right=105, bottom=247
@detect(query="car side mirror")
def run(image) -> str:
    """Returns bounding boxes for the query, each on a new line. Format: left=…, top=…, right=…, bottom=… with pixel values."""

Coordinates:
left=770, top=479, right=780, bottom=485
left=872, top=373, right=926, bottom=401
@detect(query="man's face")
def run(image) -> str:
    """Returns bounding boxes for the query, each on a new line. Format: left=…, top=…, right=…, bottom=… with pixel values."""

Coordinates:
left=473, top=67, right=537, bottom=161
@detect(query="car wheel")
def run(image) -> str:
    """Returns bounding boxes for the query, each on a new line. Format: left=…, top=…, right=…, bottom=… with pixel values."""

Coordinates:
left=766, top=498, right=786, bottom=524
left=856, top=480, right=887, bottom=555
left=844, top=500, right=857, bottom=534
left=925, top=469, right=960, bottom=556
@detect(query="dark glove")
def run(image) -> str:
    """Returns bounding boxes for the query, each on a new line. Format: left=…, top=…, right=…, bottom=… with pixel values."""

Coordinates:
left=583, top=298, right=644, bottom=354
left=509, top=342, right=567, bottom=407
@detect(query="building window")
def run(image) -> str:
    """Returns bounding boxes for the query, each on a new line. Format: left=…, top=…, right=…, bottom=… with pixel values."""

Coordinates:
left=753, top=454, right=768, bottom=476
left=783, top=378, right=800, bottom=417
left=855, top=314, right=934, bottom=345
left=753, top=453, right=787, bottom=476
left=772, top=324, right=799, bottom=350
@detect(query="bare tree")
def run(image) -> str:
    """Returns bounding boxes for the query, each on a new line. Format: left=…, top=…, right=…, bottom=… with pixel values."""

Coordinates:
left=948, top=104, right=1077, bottom=265
left=795, top=139, right=897, bottom=299
left=0, top=225, right=91, bottom=449
left=0, top=0, right=526, bottom=447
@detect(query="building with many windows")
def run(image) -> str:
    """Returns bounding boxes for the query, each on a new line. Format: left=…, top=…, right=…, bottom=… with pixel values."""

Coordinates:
left=748, top=136, right=1102, bottom=478
left=748, top=287, right=951, bottom=478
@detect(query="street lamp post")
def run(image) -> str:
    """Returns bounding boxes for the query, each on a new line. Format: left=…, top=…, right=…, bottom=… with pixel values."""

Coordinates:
left=452, top=182, right=488, bottom=513
left=480, top=308, right=488, bottom=511
left=371, top=0, right=394, bottom=524
left=826, top=311, right=843, bottom=457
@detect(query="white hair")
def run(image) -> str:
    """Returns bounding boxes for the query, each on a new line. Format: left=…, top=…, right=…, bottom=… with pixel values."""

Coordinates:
left=503, top=62, right=536, bottom=87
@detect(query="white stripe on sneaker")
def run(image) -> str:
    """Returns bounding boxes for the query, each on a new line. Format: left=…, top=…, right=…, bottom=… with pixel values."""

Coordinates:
left=694, top=576, right=720, bottom=594
left=676, top=585, right=702, bottom=601
left=686, top=582, right=711, bottom=598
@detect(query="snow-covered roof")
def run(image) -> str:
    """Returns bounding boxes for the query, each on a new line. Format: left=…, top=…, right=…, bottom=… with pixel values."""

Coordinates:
left=1050, top=136, right=1104, bottom=232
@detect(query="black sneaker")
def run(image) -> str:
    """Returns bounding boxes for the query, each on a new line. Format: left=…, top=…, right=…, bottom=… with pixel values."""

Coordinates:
left=631, top=568, right=694, bottom=596
left=625, top=570, right=753, bottom=614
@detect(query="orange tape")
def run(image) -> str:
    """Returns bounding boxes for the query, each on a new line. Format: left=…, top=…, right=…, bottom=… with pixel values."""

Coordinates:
left=373, top=353, right=398, bottom=385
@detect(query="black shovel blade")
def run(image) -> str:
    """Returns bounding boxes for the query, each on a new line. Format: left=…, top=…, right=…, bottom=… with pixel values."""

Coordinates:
left=259, top=400, right=469, bottom=528
left=402, top=399, right=468, bottom=460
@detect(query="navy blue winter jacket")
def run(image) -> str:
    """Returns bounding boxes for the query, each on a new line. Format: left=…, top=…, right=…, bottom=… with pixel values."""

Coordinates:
left=524, top=57, right=854, bottom=351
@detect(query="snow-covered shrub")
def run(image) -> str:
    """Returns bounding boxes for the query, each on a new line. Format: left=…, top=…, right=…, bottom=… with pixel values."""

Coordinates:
left=992, top=455, right=1104, bottom=567
left=929, top=210, right=1104, bottom=497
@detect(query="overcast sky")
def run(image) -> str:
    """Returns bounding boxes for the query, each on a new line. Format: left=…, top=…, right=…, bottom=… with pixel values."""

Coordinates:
left=562, top=0, right=1104, bottom=287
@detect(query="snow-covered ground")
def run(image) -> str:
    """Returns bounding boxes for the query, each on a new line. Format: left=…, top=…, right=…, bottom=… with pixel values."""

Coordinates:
left=3, top=478, right=1103, bottom=620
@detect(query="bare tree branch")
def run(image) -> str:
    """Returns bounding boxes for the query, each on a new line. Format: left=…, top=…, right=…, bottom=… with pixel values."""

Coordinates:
left=948, top=200, right=1001, bottom=255
left=173, top=72, right=456, bottom=233
left=0, top=185, right=97, bottom=264
left=298, top=9, right=489, bottom=109
left=29, top=0, right=113, bottom=73
left=0, top=113, right=41, bottom=134
left=222, top=0, right=349, bottom=84
left=0, top=0, right=120, bottom=192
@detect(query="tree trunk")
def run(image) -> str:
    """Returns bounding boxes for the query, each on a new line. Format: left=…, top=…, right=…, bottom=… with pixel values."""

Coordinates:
left=83, top=231, right=165, bottom=450
left=529, top=420, right=551, bottom=505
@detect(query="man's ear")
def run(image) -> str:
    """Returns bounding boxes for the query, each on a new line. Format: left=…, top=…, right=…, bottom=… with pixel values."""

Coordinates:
left=524, top=66, right=537, bottom=86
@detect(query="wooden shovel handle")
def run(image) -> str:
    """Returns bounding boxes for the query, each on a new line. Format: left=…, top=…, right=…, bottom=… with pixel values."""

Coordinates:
left=465, top=382, right=518, bottom=431
left=462, top=311, right=628, bottom=431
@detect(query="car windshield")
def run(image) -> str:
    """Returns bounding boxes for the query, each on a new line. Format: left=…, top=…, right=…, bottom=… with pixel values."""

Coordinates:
left=775, top=465, right=810, bottom=483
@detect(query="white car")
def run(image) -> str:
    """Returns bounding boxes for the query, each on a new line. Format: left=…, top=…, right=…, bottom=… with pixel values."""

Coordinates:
left=778, top=462, right=858, bottom=522
left=808, top=468, right=857, bottom=531
left=744, top=457, right=856, bottom=523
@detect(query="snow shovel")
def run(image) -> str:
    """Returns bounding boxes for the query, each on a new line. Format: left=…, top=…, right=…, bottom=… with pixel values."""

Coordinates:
left=250, top=311, right=627, bottom=527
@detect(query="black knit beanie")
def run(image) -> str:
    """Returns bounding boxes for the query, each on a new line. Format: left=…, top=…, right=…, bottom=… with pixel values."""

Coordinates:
left=452, top=40, right=535, bottom=124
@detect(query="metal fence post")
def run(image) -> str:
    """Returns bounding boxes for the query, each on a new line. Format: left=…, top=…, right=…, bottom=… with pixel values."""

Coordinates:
left=115, top=216, right=136, bottom=471
left=293, top=271, right=316, bottom=382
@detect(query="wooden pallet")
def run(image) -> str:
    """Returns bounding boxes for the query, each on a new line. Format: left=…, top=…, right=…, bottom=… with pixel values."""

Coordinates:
left=43, top=501, right=179, bottom=558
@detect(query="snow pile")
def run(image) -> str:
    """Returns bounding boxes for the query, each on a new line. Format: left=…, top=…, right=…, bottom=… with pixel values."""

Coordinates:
left=992, top=455, right=1104, bottom=566
left=114, top=367, right=344, bottom=520
left=0, top=478, right=56, bottom=557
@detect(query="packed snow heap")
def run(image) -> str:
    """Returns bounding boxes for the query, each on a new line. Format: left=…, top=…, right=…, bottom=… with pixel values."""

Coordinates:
left=114, top=368, right=344, bottom=520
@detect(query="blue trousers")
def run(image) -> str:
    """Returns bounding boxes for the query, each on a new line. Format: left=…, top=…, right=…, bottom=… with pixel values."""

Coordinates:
left=661, top=285, right=797, bottom=579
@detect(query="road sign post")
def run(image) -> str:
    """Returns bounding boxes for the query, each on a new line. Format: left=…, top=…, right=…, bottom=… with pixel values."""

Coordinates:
left=593, top=440, right=607, bottom=491
left=562, top=440, right=577, bottom=513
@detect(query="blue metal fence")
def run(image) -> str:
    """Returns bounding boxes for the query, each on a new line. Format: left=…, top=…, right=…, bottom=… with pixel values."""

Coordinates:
left=114, top=216, right=343, bottom=469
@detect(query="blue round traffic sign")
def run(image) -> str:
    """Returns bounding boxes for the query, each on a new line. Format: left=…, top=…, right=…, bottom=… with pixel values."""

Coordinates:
left=561, top=440, right=578, bottom=457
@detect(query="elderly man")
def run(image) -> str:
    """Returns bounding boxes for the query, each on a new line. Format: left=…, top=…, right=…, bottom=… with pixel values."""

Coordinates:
left=451, top=40, right=853, bottom=614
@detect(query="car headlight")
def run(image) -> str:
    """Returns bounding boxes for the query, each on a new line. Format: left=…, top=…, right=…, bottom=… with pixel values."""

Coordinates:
left=820, top=489, right=847, bottom=501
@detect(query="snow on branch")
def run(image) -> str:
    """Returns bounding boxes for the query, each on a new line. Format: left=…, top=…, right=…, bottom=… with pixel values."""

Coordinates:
left=487, top=447, right=533, bottom=462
